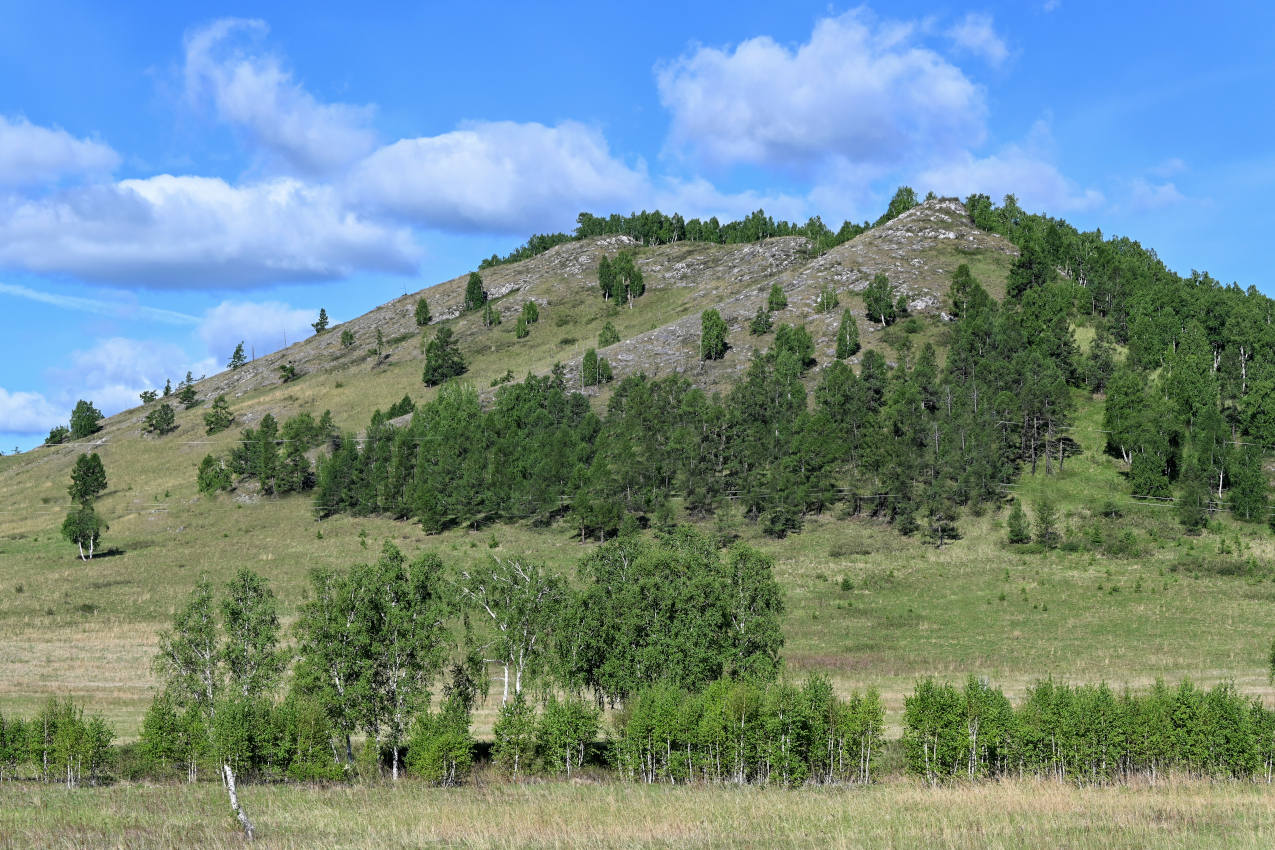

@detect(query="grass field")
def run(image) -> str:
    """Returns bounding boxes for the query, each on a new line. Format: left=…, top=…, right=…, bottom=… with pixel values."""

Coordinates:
left=2, top=777, right=1274, bottom=849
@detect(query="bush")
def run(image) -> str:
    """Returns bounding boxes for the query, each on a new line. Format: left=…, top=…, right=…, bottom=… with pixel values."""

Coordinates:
left=406, top=701, right=474, bottom=786
left=535, top=695, right=598, bottom=778
left=491, top=692, right=537, bottom=779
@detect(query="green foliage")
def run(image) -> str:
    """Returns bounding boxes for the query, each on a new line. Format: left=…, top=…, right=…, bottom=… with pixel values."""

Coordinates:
left=61, top=504, right=107, bottom=560
left=340, top=328, right=355, bottom=348
left=614, top=676, right=883, bottom=785
left=535, top=695, right=598, bottom=778
left=514, top=315, right=529, bottom=338
left=482, top=302, right=501, bottom=328
left=598, top=321, right=620, bottom=347
left=197, top=455, right=232, bottom=494
left=406, top=696, right=474, bottom=786
left=228, top=342, right=247, bottom=370
left=835, top=310, right=860, bottom=359
left=814, top=286, right=840, bottom=314
left=68, top=452, right=107, bottom=505
left=312, top=308, right=329, bottom=335
left=463, top=272, right=487, bottom=312
left=221, top=568, right=284, bottom=699
left=874, top=186, right=918, bottom=227
left=423, top=326, right=466, bottom=386
left=69, top=399, right=102, bottom=439
left=1005, top=501, right=1031, bottom=544
left=1033, top=498, right=1060, bottom=548
left=139, top=389, right=158, bottom=404
left=278, top=363, right=298, bottom=383
left=773, top=324, right=815, bottom=369
left=491, top=692, right=537, bottom=779
left=581, top=348, right=613, bottom=387
left=904, top=676, right=1270, bottom=783
left=521, top=301, right=540, bottom=324
left=143, top=402, right=177, bottom=436
left=863, top=274, right=896, bottom=325
left=558, top=529, right=784, bottom=703
left=766, top=284, right=787, bottom=312
left=176, top=383, right=198, bottom=409
left=701, top=309, right=728, bottom=360
left=44, top=425, right=70, bottom=446
left=203, top=395, right=234, bottom=435
left=604, top=252, right=645, bottom=306
left=414, top=297, right=432, bottom=327
left=748, top=306, right=773, bottom=335
left=386, top=395, right=415, bottom=418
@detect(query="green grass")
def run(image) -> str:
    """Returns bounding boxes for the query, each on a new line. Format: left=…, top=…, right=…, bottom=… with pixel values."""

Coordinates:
left=3, top=777, right=1274, bottom=849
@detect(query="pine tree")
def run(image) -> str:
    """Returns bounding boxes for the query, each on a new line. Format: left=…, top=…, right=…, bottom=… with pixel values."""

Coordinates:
left=1006, top=500, right=1031, bottom=544
left=203, top=395, right=234, bottom=435
left=1033, top=497, right=1060, bottom=548
left=312, top=308, right=329, bottom=335
left=144, top=403, right=178, bottom=436
left=598, top=321, right=620, bottom=347
left=228, top=342, right=247, bottom=370
left=1230, top=447, right=1268, bottom=522
left=415, top=297, right=432, bottom=327
left=423, top=327, right=466, bottom=386
left=582, top=348, right=600, bottom=387
left=464, top=272, right=487, bottom=312
left=835, top=310, right=860, bottom=358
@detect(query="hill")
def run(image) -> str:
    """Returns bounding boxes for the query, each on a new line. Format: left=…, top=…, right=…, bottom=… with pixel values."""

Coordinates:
left=2, top=195, right=1274, bottom=743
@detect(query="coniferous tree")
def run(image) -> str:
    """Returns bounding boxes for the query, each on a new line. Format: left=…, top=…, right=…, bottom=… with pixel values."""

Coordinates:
left=139, top=389, right=158, bottom=404
left=582, top=348, right=600, bottom=387
left=463, top=272, right=487, bottom=312
left=701, top=309, right=728, bottom=360
left=414, top=297, right=432, bottom=327
left=1229, top=447, right=1268, bottom=522
left=1006, top=500, right=1031, bottom=544
left=598, top=321, right=620, bottom=347
left=836, top=309, right=860, bottom=358
left=45, top=425, right=70, bottom=445
left=1176, top=452, right=1212, bottom=533
left=203, top=395, right=234, bottom=435
left=144, top=403, right=178, bottom=436
left=228, top=342, right=247, bottom=370
left=1033, top=497, right=1059, bottom=548
left=312, top=308, right=329, bottom=335
left=423, top=327, right=466, bottom=386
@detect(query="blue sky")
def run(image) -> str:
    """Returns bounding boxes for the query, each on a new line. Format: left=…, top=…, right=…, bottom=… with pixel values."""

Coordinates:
left=2, top=1, right=1273, bottom=451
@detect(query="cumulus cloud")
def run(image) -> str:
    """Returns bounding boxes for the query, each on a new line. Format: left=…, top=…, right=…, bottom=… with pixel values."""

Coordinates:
left=656, top=9, right=985, bottom=172
left=0, top=115, right=119, bottom=187
left=347, top=121, right=649, bottom=234
left=0, top=387, right=62, bottom=434
left=916, top=121, right=1103, bottom=213
left=0, top=175, right=420, bottom=287
left=197, top=299, right=318, bottom=362
left=1127, top=178, right=1185, bottom=211
left=184, top=18, right=377, bottom=175
left=946, top=13, right=1009, bottom=66
left=44, top=337, right=217, bottom=416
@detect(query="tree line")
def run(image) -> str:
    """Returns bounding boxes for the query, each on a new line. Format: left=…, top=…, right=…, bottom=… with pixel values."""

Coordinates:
left=903, top=676, right=1275, bottom=784
left=964, top=193, right=1275, bottom=531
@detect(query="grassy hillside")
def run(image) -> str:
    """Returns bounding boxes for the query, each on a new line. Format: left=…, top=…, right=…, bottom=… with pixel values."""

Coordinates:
left=2, top=197, right=1273, bottom=744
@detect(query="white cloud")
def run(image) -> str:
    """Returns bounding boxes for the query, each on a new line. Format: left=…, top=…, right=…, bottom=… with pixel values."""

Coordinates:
left=0, top=282, right=198, bottom=325
left=916, top=121, right=1104, bottom=213
left=0, top=387, right=61, bottom=434
left=347, top=121, right=649, bottom=234
left=198, top=299, right=318, bottom=362
left=653, top=176, right=810, bottom=224
left=184, top=18, right=376, bottom=175
left=946, top=13, right=1009, bottom=66
left=44, top=337, right=217, bottom=417
left=0, top=175, right=420, bottom=287
left=656, top=9, right=985, bottom=172
left=1127, top=178, right=1185, bottom=211
left=1149, top=157, right=1187, bottom=178
left=0, top=115, right=119, bottom=187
